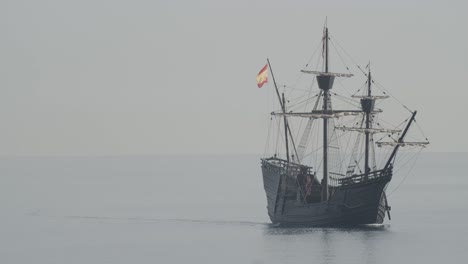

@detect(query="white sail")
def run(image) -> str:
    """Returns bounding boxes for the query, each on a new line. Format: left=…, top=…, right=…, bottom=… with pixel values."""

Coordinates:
left=296, top=91, right=322, bottom=161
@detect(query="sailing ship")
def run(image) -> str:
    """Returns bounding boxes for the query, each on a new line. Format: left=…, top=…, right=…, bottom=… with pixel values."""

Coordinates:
left=259, top=24, right=429, bottom=226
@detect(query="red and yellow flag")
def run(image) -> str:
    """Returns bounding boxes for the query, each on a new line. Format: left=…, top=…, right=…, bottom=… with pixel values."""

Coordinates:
left=256, top=64, right=268, bottom=88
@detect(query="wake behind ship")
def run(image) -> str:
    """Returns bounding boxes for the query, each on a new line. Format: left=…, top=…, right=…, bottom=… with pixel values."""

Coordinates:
left=257, top=24, right=429, bottom=226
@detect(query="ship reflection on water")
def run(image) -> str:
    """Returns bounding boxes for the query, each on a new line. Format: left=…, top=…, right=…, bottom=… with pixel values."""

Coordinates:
left=262, top=224, right=390, bottom=264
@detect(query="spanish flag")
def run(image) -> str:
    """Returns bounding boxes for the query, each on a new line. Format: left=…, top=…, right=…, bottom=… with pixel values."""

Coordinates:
left=256, top=64, right=268, bottom=88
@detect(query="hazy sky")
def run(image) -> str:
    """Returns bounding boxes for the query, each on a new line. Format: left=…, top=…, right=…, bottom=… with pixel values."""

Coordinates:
left=1, top=0, right=467, bottom=156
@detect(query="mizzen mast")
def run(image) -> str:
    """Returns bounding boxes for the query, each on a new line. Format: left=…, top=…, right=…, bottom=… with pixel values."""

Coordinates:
left=362, top=66, right=375, bottom=180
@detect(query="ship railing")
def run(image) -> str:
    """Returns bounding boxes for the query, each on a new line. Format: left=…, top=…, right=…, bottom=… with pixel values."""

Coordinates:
left=261, top=157, right=313, bottom=175
left=335, top=167, right=393, bottom=186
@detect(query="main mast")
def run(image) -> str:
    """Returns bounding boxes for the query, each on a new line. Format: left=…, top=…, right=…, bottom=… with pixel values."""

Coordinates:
left=320, top=27, right=332, bottom=202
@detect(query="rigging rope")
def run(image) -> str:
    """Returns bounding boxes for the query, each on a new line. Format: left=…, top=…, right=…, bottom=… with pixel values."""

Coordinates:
left=263, top=117, right=273, bottom=157
left=414, top=119, right=430, bottom=143
left=372, top=80, right=413, bottom=114
left=330, top=33, right=414, bottom=115
left=387, top=148, right=423, bottom=197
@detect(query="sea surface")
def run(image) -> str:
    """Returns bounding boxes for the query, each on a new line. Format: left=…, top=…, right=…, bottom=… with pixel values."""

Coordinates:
left=1, top=153, right=467, bottom=263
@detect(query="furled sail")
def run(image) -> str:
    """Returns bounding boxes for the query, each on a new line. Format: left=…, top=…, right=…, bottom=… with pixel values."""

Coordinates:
left=335, top=126, right=401, bottom=134
left=376, top=142, right=430, bottom=147
left=301, top=70, right=354, bottom=78
left=272, top=109, right=382, bottom=119
left=351, top=95, right=390, bottom=99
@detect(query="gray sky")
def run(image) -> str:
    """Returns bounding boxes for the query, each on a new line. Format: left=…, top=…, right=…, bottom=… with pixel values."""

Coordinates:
left=1, top=0, right=466, bottom=156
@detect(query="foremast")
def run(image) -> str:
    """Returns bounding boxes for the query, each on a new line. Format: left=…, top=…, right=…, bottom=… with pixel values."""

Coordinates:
left=384, top=110, right=418, bottom=170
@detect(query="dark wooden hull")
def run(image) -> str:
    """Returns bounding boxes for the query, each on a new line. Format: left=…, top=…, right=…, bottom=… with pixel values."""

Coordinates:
left=261, top=159, right=390, bottom=226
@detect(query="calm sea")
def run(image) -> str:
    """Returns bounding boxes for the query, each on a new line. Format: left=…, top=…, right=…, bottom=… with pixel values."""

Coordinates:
left=1, top=153, right=466, bottom=263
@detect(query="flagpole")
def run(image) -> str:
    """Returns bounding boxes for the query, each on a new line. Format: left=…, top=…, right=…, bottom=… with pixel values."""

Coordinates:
left=266, top=59, right=300, bottom=163
left=267, top=59, right=289, bottom=162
